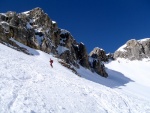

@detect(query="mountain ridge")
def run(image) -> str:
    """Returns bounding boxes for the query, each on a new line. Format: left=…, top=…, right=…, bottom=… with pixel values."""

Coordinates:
left=114, top=38, right=150, bottom=60
left=0, top=7, right=150, bottom=113
left=0, top=7, right=110, bottom=77
left=1, top=7, right=150, bottom=78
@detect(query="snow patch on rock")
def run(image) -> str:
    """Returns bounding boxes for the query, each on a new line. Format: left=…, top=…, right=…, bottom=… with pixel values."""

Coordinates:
left=57, top=45, right=69, bottom=55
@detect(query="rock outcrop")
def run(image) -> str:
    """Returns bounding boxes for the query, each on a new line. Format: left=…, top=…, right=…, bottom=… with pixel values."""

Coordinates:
left=0, top=7, right=109, bottom=77
left=89, top=47, right=108, bottom=62
left=114, top=39, right=150, bottom=60
left=89, top=47, right=111, bottom=77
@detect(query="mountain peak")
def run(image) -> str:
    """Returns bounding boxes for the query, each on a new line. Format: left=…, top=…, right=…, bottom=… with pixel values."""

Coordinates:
left=114, top=38, right=150, bottom=60
left=0, top=8, right=109, bottom=77
left=22, top=7, right=43, bottom=14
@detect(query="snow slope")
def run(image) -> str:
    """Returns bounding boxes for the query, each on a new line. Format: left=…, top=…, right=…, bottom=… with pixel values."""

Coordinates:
left=105, top=58, right=150, bottom=100
left=0, top=42, right=150, bottom=113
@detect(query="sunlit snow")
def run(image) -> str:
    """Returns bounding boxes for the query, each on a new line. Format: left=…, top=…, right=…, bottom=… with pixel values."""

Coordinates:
left=0, top=41, right=150, bottom=113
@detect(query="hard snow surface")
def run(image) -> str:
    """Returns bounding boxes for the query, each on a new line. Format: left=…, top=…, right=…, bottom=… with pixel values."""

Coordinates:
left=105, top=58, right=150, bottom=99
left=0, top=43, right=150, bottom=113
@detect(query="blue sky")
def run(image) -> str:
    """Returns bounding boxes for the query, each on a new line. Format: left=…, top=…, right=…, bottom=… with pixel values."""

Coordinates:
left=1, top=0, right=150, bottom=53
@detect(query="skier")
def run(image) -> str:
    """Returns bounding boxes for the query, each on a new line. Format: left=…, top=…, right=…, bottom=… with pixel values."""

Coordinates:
left=49, top=58, right=53, bottom=68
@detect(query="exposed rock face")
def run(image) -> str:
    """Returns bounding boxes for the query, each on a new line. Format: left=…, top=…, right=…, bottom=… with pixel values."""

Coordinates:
left=114, top=39, right=150, bottom=60
left=0, top=8, right=64, bottom=57
left=89, top=47, right=109, bottom=77
left=0, top=7, right=108, bottom=77
left=75, top=42, right=89, bottom=68
left=106, top=53, right=114, bottom=60
left=89, top=47, right=108, bottom=62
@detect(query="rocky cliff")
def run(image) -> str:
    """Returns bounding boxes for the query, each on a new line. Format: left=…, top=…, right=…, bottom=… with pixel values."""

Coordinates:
left=0, top=7, right=110, bottom=77
left=114, top=38, right=150, bottom=60
left=89, top=47, right=114, bottom=77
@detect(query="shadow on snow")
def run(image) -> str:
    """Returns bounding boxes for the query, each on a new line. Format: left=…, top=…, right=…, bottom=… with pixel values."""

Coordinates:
left=78, top=67, right=134, bottom=88
left=10, top=38, right=40, bottom=55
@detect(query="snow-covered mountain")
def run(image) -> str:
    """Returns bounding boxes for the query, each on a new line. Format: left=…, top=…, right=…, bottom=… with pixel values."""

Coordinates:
left=114, top=38, right=150, bottom=60
left=0, top=39, right=150, bottom=113
left=0, top=8, right=150, bottom=113
left=0, top=7, right=109, bottom=77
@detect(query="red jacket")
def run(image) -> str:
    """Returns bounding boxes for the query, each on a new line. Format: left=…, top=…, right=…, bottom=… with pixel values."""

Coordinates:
left=50, top=59, right=53, bottom=64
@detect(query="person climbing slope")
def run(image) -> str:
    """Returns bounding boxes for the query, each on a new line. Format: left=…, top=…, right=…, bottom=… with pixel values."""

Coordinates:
left=49, top=58, right=53, bottom=68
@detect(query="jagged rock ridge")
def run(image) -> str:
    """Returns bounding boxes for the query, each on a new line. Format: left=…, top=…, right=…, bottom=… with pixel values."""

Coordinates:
left=0, top=7, right=110, bottom=77
left=114, top=38, right=150, bottom=60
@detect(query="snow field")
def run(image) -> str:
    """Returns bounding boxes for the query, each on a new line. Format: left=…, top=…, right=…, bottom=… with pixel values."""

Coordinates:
left=0, top=43, right=150, bottom=113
